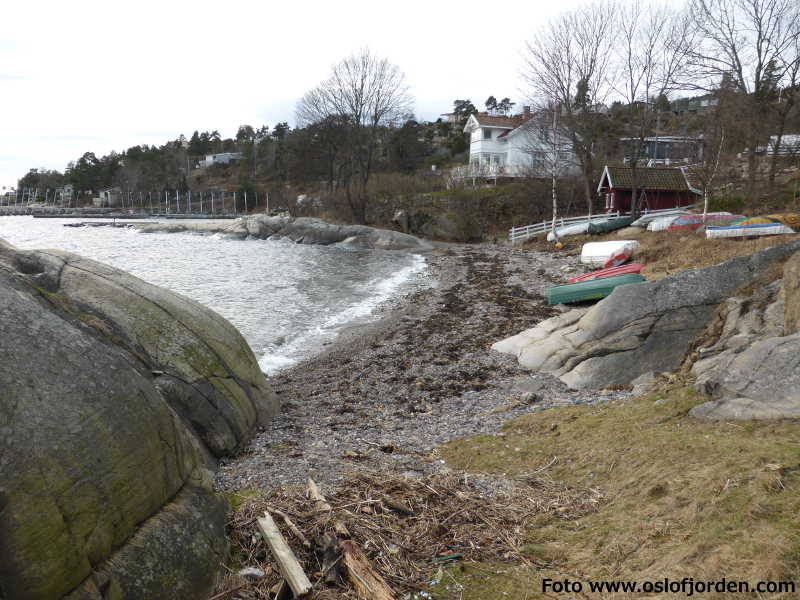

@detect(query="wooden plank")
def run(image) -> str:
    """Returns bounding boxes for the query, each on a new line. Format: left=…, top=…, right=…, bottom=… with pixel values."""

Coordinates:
left=341, top=540, right=396, bottom=600
left=256, top=512, right=312, bottom=597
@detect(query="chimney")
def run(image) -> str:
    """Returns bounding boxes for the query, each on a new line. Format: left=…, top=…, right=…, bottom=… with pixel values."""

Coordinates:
left=523, top=106, right=531, bottom=117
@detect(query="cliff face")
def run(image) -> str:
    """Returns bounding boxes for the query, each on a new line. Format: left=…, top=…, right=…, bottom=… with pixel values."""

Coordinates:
left=0, top=239, right=278, bottom=599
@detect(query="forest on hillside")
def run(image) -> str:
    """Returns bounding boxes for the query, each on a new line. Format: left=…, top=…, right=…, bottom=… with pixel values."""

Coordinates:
left=14, top=0, right=800, bottom=229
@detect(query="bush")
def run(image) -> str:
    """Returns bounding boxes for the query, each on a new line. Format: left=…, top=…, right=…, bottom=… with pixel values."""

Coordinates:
left=709, top=195, right=745, bottom=213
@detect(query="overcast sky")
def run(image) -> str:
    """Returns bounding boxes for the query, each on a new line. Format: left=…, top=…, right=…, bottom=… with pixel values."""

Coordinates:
left=0, top=0, right=590, bottom=190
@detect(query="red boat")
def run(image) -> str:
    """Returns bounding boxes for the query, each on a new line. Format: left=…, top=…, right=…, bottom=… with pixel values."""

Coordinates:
left=603, top=246, right=634, bottom=268
left=666, top=213, right=743, bottom=232
left=568, top=263, right=645, bottom=283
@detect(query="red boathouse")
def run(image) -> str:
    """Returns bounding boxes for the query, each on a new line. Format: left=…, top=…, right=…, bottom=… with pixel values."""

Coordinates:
left=597, top=165, right=701, bottom=213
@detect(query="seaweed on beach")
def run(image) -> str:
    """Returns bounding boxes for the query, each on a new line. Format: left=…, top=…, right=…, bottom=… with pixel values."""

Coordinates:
left=214, top=470, right=600, bottom=599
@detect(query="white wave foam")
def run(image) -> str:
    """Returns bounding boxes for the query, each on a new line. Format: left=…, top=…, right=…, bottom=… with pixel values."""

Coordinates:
left=258, top=253, right=427, bottom=374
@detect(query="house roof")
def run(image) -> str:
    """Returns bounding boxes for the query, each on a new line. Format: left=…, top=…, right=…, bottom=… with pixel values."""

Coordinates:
left=472, top=114, right=520, bottom=128
left=598, top=166, right=700, bottom=194
left=465, top=112, right=534, bottom=134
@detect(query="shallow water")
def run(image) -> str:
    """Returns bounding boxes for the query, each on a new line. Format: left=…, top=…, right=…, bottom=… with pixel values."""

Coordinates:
left=0, top=217, right=427, bottom=373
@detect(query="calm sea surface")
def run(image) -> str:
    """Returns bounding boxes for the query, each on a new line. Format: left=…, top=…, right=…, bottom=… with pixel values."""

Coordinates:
left=0, top=217, right=428, bottom=373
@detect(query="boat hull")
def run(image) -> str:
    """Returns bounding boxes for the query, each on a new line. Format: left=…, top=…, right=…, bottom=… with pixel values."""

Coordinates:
left=568, top=263, right=645, bottom=283
left=547, top=273, right=646, bottom=305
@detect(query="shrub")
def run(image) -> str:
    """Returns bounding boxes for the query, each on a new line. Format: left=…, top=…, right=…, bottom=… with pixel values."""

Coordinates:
left=709, top=195, right=745, bottom=213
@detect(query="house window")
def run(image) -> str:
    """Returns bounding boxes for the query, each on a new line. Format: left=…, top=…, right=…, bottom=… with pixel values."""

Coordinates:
left=483, top=129, right=492, bottom=140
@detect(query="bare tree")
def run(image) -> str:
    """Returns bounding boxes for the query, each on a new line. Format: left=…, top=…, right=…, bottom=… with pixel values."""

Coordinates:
left=522, top=1, right=616, bottom=213
left=688, top=0, right=800, bottom=195
left=769, top=29, right=800, bottom=184
left=296, top=49, right=412, bottom=224
left=614, top=0, right=694, bottom=215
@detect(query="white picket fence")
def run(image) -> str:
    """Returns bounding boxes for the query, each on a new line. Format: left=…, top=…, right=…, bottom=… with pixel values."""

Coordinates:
left=508, top=207, right=685, bottom=245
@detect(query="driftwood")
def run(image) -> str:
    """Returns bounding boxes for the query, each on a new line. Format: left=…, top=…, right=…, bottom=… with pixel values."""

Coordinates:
left=272, top=508, right=311, bottom=549
left=381, top=496, right=414, bottom=516
left=208, top=583, right=246, bottom=600
left=257, top=512, right=312, bottom=597
left=306, top=478, right=332, bottom=512
left=341, top=540, right=396, bottom=600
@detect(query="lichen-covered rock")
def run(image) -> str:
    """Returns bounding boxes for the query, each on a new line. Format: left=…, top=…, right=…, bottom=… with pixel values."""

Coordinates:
left=492, top=241, right=800, bottom=389
left=0, top=238, right=277, bottom=599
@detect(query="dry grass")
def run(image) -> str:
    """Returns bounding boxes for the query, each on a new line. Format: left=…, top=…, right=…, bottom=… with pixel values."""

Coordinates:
left=631, top=230, right=800, bottom=280
left=214, top=471, right=599, bottom=599
left=439, top=385, right=800, bottom=598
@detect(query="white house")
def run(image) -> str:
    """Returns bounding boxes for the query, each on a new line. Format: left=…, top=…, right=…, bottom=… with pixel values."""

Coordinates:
left=758, top=134, right=800, bottom=155
left=461, top=109, right=579, bottom=178
left=198, top=152, right=244, bottom=168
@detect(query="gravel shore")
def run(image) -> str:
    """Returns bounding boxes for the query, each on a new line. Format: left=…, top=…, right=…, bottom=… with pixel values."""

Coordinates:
left=215, top=243, right=630, bottom=492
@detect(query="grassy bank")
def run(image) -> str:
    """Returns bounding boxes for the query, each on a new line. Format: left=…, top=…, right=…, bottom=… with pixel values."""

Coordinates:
left=437, top=384, right=800, bottom=598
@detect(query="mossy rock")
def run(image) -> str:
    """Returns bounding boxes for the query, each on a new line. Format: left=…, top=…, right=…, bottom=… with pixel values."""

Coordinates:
left=0, top=239, right=273, bottom=598
left=0, top=243, right=279, bottom=457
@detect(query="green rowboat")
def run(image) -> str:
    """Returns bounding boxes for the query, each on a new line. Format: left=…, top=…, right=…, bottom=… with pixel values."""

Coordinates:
left=547, top=273, right=645, bottom=305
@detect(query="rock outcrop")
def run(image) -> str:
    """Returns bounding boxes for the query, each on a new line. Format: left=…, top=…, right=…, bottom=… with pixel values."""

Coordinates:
left=493, top=241, right=800, bottom=390
left=136, top=215, right=435, bottom=252
left=782, top=250, right=800, bottom=334
left=689, top=266, right=800, bottom=420
left=0, top=239, right=278, bottom=599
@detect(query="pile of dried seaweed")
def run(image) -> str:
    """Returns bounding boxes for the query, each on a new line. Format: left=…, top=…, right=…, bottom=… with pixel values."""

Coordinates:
left=213, top=470, right=600, bottom=599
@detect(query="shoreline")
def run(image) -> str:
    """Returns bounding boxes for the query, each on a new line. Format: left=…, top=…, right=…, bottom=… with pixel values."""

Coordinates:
left=215, top=243, right=631, bottom=491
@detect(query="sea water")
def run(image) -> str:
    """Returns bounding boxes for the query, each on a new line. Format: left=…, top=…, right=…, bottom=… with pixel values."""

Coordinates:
left=0, top=217, right=427, bottom=373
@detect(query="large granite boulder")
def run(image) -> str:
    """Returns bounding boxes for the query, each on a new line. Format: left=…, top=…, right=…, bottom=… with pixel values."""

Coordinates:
left=0, top=239, right=278, bottom=599
left=493, top=241, right=800, bottom=389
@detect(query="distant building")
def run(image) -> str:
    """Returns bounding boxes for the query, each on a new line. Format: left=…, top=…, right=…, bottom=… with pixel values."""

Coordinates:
left=460, top=107, right=580, bottom=179
left=597, top=165, right=701, bottom=213
left=57, top=184, right=74, bottom=199
left=92, top=187, right=122, bottom=208
left=198, top=152, right=244, bottom=168
left=621, top=136, right=704, bottom=166
left=439, top=112, right=461, bottom=124
left=670, top=94, right=719, bottom=116
left=756, top=134, right=800, bottom=156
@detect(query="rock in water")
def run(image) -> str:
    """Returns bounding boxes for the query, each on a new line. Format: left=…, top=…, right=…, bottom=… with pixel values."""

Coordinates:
left=0, top=238, right=279, bottom=599
left=493, top=240, right=800, bottom=389
left=137, top=215, right=435, bottom=252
